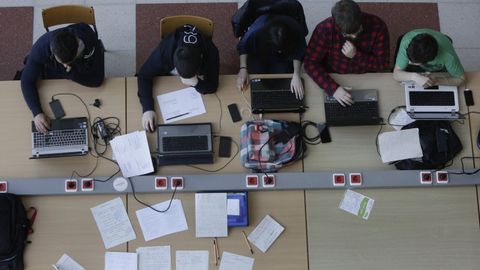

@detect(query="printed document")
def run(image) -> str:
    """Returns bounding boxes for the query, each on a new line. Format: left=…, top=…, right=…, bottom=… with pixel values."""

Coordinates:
left=227, top=198, right=240, bottom=216
left=157, top=87, right=206, bottom=123
left=195, top=193, right=228, bottom=237
left=339, top=190, right=375, bottom=220
left=91, top=197, right=136, bottom=249
left=105, top=252, right=137, bottom=270
left=53, top=254, right=85, bottom=270
left=378, top=128, right=423, bottom=163
left=219, top=252, right=254, bottom=270
left=176, top=250, right=209, bottom=270
left=110, top=131, right=153, bottom=178
left=135, top=199, right=188, bottom=241
left=248, top=215, right=284, bottom=253
left=137, top=246, right=171, bottom=270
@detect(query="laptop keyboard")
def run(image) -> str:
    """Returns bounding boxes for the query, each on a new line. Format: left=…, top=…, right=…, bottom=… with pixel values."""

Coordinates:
left=409, top=91, right=455, bottom=106
left=162, top=136, right=209, bottom=152
left=252, top=90, right=302, bottom=108
left=33, top=129, right=87, bottom=148
left=325, top=101, right=380, bottom=126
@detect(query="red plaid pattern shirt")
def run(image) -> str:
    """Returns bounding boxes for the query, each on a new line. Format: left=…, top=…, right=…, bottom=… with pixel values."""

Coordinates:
left=304, top=13, right=390, bottom=95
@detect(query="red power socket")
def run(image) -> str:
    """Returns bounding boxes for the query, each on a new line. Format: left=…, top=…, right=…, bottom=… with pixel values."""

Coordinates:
left=349, top=173, right=362, bottom=186
left=436, top=171, right=449, bottom=184
left=262, top=175, right=275, bottom=188
left=246, top=175, right=259, bottom=188
left=81, top=178, right=94, bottom=191
left=333, top=174, right=345, bottom=187
left=0, top=181, right=7, bottom=193
left=155, top=177, right=168, bottom=190
left=171, top=177, right=184, bottom=190
left=65, top=179, right=78, bottom=192
left=420, top=172, right=432, bottom=184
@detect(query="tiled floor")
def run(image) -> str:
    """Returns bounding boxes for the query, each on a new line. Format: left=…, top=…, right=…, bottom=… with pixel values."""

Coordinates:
left=0, top=0, right=479, bottom=80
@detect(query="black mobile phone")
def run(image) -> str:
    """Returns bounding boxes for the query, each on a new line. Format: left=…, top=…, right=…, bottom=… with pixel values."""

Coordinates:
left=464, top=89, right=474, bottom=106
left=227, top=103, right=242, bottom=122
left=49, top=99, right=65, bottom=119
left=219, top=136, right=232, bottom=158
left=317, top=123, right=332, bottom=143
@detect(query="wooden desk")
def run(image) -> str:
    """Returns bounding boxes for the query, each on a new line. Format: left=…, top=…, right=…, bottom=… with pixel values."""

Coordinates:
left=302, top=73, right=474, bottom=171
left=465, top=72, right=480, bottom=166
left=126, top=75, right=302, bottom=174
left=127, top=191, right=308, bottom=270
left=306, top=188, right=480, bottom=270
left=22, top=195, right=127, bottom=270
left=0, top=79, right=125, bottom=178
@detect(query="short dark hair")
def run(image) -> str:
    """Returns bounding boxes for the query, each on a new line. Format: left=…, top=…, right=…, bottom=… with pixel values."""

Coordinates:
left=331, top=0, right=362, bottom=34
left=174, top=44, right=202, bottom=78
left=257, top=16, right=298, bottom=57
left=50, top=30, right=78, bottom=63
left=407, top=33, right=438, bottom=64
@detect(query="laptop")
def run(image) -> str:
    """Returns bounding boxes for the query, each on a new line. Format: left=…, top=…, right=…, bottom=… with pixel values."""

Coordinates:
left=250, top=78, right=306, bottom=114
left=404, top=82, right=461, bottom=120
left=157, top=123, right=214, bottom=165
left=31, top=117, right=89, bottom=159
left=324, top=89, right=381, bottom=126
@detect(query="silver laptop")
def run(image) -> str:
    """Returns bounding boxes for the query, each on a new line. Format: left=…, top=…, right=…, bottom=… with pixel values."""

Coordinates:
left=404, top=82, right=461, bottom=120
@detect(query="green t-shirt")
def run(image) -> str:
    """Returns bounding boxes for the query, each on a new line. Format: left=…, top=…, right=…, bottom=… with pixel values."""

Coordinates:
left=395, top=29, right=464, bottom=77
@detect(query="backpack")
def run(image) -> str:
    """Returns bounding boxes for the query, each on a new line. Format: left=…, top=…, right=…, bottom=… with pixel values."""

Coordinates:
left=0, top=194, right=35, bottom=270
left=394, top=121, right=463, bottom=170
left=240, top=120, right=305, bottom=172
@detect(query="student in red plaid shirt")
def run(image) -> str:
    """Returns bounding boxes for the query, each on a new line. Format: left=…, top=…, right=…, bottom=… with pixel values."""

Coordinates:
left=304, top=0, right=390, bottom=106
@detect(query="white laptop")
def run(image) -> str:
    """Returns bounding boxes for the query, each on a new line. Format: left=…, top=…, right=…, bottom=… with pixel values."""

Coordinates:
left=404, top=82, right=461, bottom=120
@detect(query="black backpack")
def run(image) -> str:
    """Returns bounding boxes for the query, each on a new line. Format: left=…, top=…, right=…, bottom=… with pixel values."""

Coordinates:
left=0, top=194, right=34, bottom=270
left=394, top=121, right=463, bottom=170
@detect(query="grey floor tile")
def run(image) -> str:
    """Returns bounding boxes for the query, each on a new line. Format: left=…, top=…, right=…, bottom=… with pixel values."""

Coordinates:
left=0, top=0, right=34, bottom=7
left=92, top=4, right=135, bottom=51
left=32, top=5, right=46, bottom=43
left=302, top=1, right=334, bottom=41
left=439, top=3, right=480, bottom=48
left=455, top=48, right=480, bottom=72
left=104, top=49, right=135, bottom=77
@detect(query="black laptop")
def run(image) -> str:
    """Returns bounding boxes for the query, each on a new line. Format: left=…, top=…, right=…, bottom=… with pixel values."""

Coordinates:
left=324, top=89, right=381, bottom=126
left=250, top=78, right=306, bottom=114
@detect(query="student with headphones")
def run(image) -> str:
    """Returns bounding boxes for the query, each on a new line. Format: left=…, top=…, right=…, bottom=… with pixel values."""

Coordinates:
left=20, top=23, right=104, bottom=133
left=137, top=24, right=219, bottom=132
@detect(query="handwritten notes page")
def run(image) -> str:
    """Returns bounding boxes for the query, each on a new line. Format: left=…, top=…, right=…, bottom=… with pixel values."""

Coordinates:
left=110, top=131, right=153, bottom=178
left=219, top=252, right=254, bottom=270
left=137, top=246, right=171, bottom=270
left=195, top=193, right=228, bottom=238
left=175, top=250, right=209, bottom=270
left=247, top=215, right=285, bottom=253
left=105, top=252, right=137, bottom=270
left=157, top=87, right=206, bottom=123
left=53, top=254, right=85, bottom=270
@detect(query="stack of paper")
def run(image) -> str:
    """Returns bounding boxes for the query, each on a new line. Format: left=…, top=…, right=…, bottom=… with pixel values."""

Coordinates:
left=137, top=246, right=171, bottom=270
left=195, top=193, right=228, bottom=238
left=247, top=215, right=284, bottom=253
left=91, top=197, right=136, bottom=249
left=219, top=252, right=254, bottom=270
left=105, top=252, right=137, bottom=270
left=339, top=190, right=375, bottom=220
left=53, top=254, right=85, bottom=270
left=176, top=250, right=209, bottom=270
left=110, top=131, right=153, bottom=178
left=378, top=128, right=423, bottom=163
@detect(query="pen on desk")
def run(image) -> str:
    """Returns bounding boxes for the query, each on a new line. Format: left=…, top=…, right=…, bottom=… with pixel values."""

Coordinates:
left=52, top=264, right=60, bottom=270
left=215, top=237, right=220, bottom=260
left=213, top=239, right=218, bottom=265
left=242, top=230, right=254, bottom=254
left=166, top=112, right=190, bottom=121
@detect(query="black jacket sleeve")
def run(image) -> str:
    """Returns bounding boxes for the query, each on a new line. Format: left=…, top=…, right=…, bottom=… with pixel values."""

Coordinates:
left=195, top=41, right=219, bottom=94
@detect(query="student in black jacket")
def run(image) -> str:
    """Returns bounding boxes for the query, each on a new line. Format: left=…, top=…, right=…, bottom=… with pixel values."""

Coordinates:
left=21, top=23, right=104, bottom=133
left=137, top=24, right=219, bottom=132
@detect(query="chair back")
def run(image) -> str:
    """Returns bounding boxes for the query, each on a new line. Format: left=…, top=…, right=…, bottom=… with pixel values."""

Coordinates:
left=160, top=15, right=213, bottom=38
left=42, top=5, right=97, bottom=33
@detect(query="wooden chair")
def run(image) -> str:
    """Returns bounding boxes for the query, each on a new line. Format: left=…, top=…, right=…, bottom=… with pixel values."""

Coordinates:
left=42, top=5, right=98, bottom=33
left=160, top=15, right=214, bottom=38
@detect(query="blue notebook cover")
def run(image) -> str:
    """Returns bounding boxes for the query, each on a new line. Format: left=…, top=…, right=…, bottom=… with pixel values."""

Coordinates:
left=227, top=192, right=249, bottom=227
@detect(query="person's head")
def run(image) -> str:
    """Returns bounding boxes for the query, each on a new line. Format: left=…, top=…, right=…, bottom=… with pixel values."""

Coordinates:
left=331, top=0, right=362, bottom=38
left=50, top=30, right=79, bottom=65
left=174, top=44, right=202, bottom=79
left=407, top=33, right=438, bottom=65
left=258, top=17, right=298, bottom=57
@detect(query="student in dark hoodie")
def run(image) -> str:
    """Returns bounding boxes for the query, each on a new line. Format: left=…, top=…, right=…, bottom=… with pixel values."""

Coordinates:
left=21, top=23, right=104, bottom=133
left=137, top=24, right=219, bottom=132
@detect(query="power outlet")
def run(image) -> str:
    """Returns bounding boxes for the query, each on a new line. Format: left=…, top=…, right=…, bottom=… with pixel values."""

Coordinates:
left=171, top=177, right=184, bottom=190
left=65, top=179, right=78, bottom=192
left=262, top=175, right=275, bottom=188
left=81, top=178, right=94, bottom=192
left=246, top=175, right=259, bottom=188
left=155, top=177, right=168, bottom=190
left=0, top=181, right=7, bottom=193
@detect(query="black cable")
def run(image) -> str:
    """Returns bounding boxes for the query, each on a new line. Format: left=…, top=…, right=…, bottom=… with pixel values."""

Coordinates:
left=447, top=157, right=480, bottom=175
left=187, top=137, right=240, bottom=173
left=127, top=177, right=178, bottom=213
left=93, top=168, right=121, bottom=183
left=300, top=121, right=322, bottom=145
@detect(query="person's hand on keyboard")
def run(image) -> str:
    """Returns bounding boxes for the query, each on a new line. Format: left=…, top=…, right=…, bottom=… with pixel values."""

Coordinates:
left=34, top=113, right=50, bottom=133
left=414, top=73, right=436, bottom=88
left=180, top=76, right=199, bottom=87
left=142, top=110, right=156, bottom=133
left=236, top=68, right=249, bottom=92
left=291, top=74, right=304, bottom=100
left=333, top=86, right=354, bottom=107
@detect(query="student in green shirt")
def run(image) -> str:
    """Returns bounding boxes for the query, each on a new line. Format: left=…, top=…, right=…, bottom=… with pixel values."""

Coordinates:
left=393, top=29, right=465, bottom=87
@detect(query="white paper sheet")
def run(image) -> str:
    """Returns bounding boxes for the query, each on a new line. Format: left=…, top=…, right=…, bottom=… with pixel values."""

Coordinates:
left=110, top=131, right=153, bottom=178
left=105, top=252, right=137, bottom=270
left=378, top=128, right=423, bottom=163
left=227, top=198, right=240, bottom=216
left=157, top=87, right=206, bottom=123
left=176, top=250, right=209, bottom=270
left=54, top=254, right=85, bottom=270
left=137, top=246, right=171, bottom=270
left=389, top=107, right=415, bottom=130
left=247, top=215, right=284, bottom=253
left=91, top=197, right=136, bottom=249
left=195, top=193, right=228, bottom=238
left=135, top=200, right=188, bottom=241
left=219, top=252, right=254, bottom=270
left=339, top=190, right=375, bottom=220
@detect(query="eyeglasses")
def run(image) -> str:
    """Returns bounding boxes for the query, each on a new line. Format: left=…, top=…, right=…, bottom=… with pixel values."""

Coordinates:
left=341, top=25, right=363, bottom=39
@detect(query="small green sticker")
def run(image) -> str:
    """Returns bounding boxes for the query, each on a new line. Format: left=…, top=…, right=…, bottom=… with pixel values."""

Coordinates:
left=358, top=198, right=369, bottom=217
